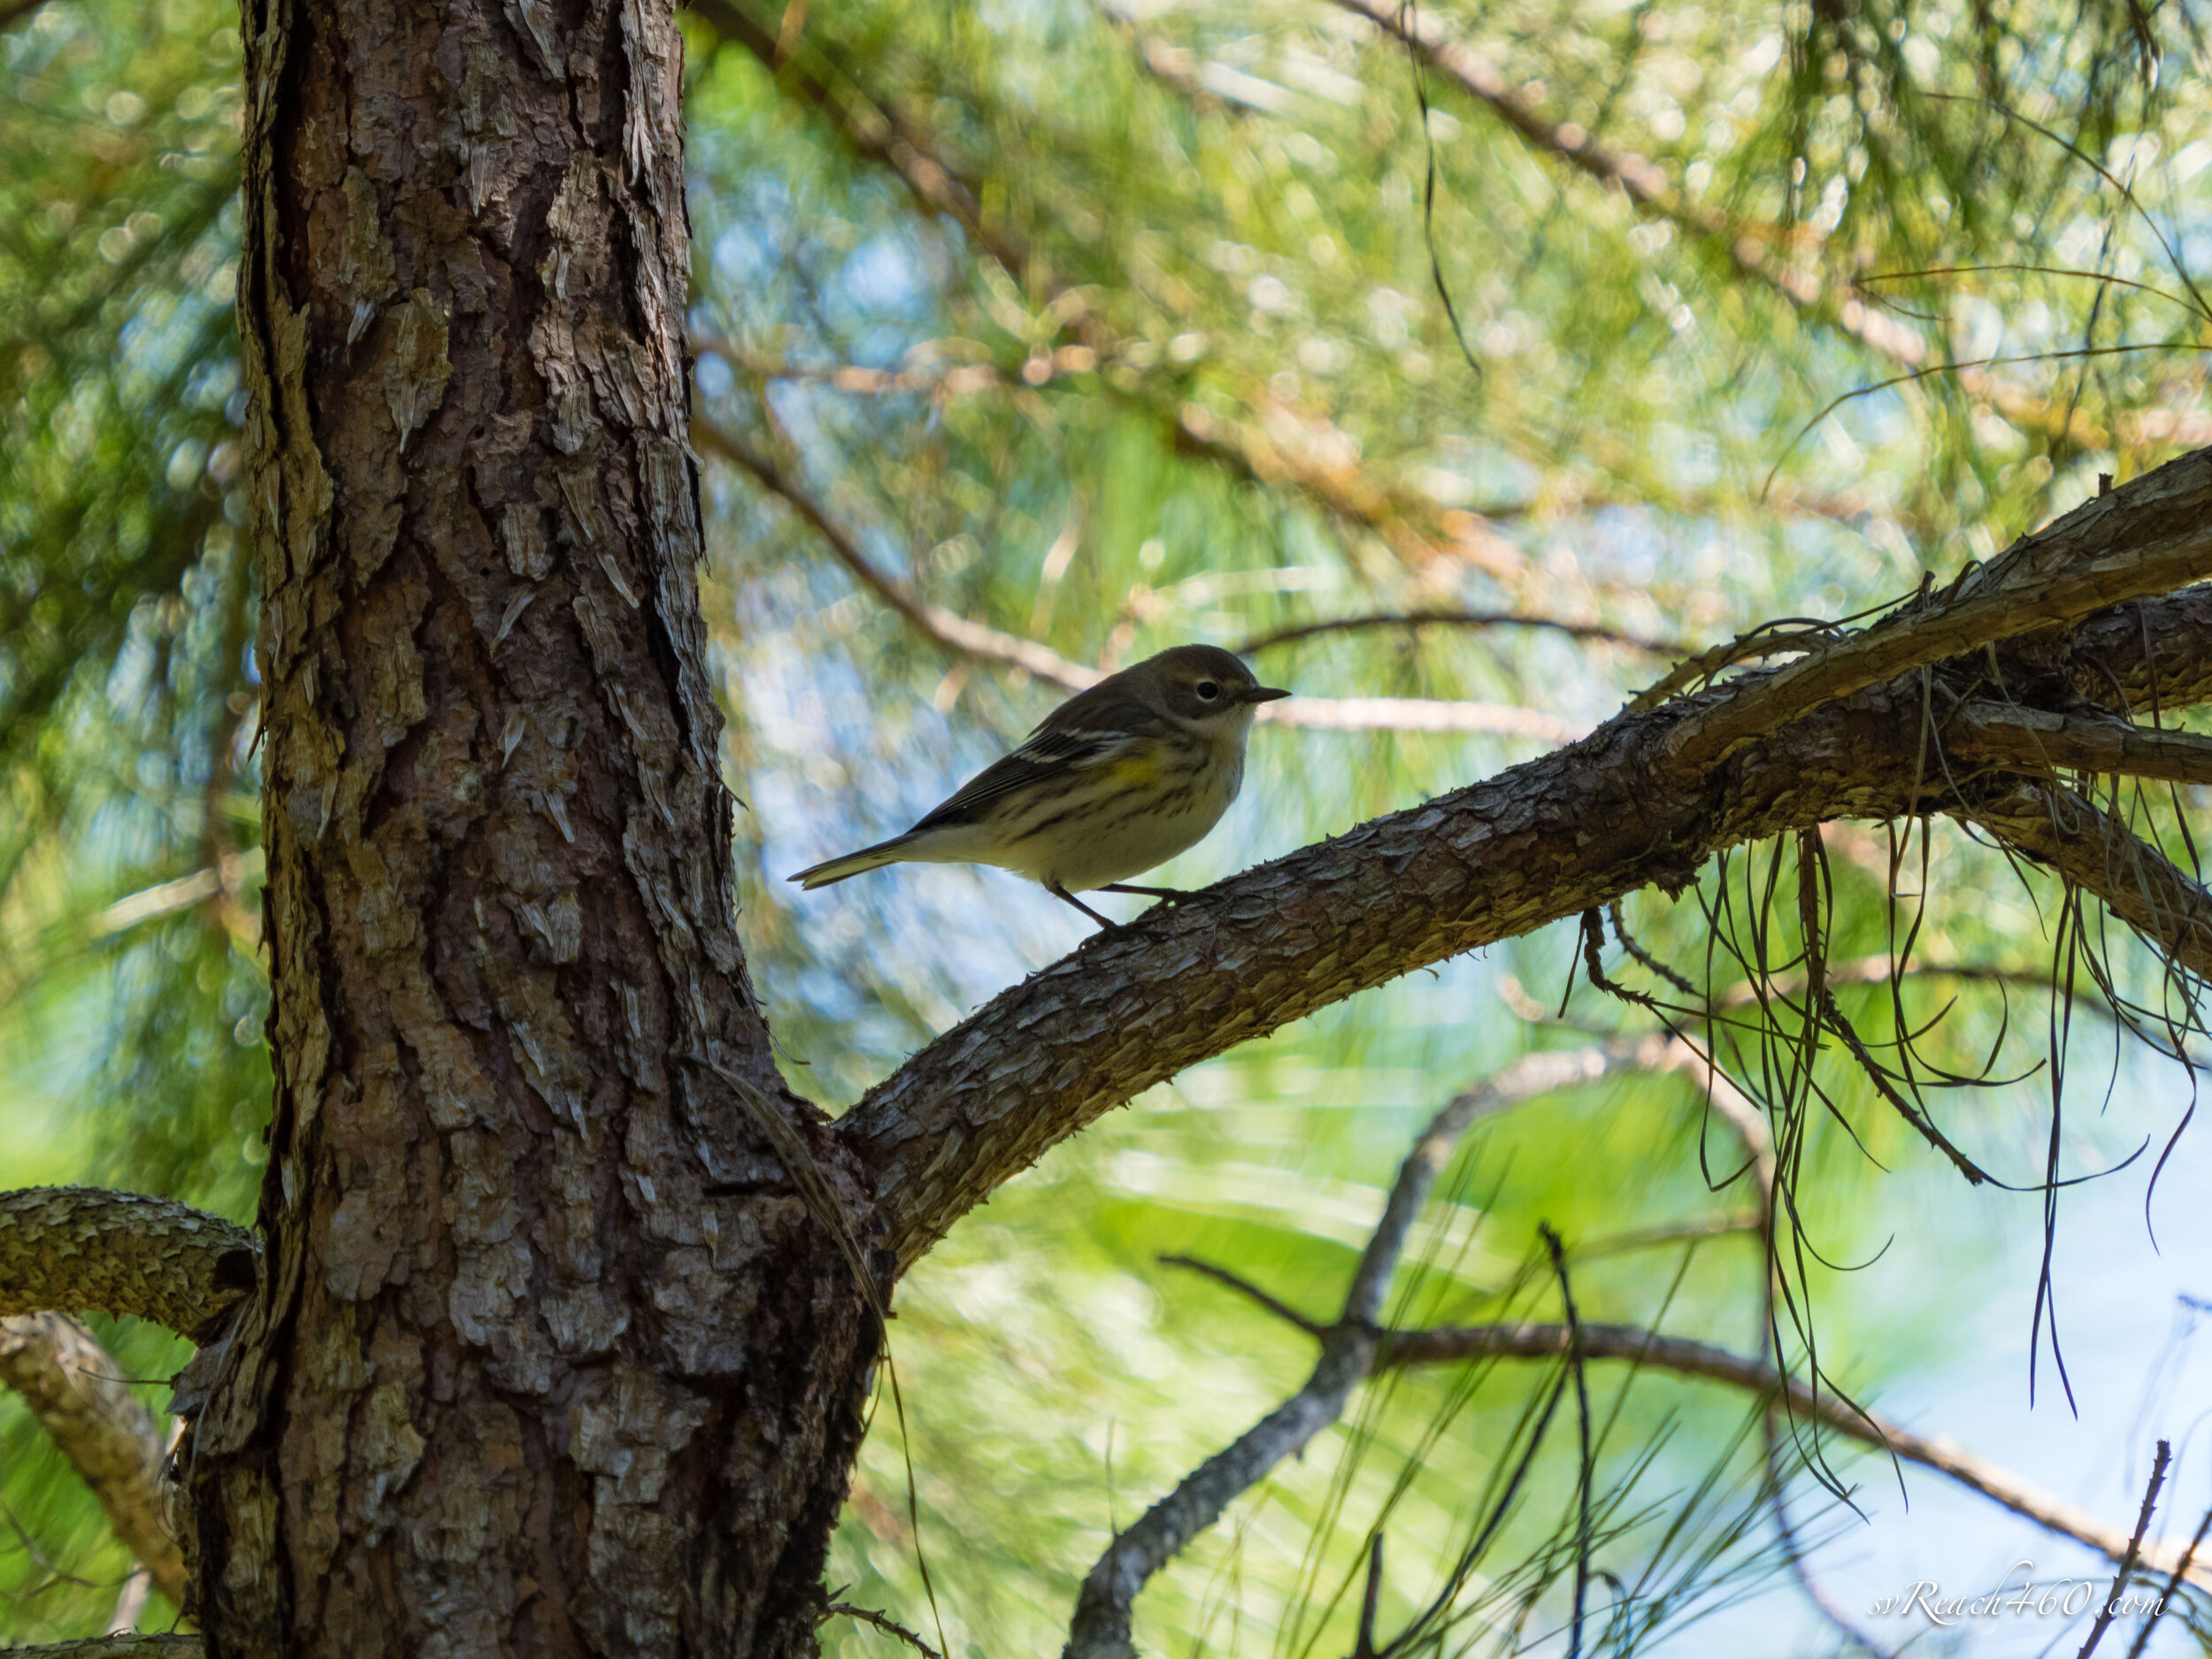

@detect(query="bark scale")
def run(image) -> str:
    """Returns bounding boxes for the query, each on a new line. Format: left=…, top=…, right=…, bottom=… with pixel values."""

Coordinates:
left=183, top=0, right=878, bottom=1653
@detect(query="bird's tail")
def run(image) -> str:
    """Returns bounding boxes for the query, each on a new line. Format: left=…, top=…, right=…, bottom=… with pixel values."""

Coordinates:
left=788, top=834, right=918, bottom=889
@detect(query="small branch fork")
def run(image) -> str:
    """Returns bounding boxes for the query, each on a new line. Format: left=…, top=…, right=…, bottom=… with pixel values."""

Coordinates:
left=1060, top=1044, right=1650, bottom=1658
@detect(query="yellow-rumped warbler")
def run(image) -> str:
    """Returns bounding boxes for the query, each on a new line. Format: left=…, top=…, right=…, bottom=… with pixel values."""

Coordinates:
left=789, top=644, right=1290, bottom=929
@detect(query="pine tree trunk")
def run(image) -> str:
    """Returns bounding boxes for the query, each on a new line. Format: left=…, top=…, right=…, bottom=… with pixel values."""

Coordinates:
left=183, top=0, right=879, bottom=1652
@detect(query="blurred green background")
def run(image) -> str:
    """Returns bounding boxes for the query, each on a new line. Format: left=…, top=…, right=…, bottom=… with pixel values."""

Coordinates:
left=4, top=0, right=2210, bottom=1647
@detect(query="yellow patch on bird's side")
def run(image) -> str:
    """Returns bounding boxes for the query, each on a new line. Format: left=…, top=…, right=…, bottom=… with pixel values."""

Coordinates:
left=1100, top=744, right=1167, bottom=790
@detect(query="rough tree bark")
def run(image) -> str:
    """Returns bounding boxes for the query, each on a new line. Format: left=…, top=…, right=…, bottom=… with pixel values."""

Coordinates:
left=180, top=0, right=879, bottom=1653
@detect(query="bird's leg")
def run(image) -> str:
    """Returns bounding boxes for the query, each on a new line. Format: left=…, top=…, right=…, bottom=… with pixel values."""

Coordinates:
left=1049, top=884, right=1125, bottom=934
left=1097, top=883, right=1194, bottom=904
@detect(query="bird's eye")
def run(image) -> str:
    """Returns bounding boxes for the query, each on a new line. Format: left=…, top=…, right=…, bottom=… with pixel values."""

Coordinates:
left=1195, top=680, right=1220, bottom=701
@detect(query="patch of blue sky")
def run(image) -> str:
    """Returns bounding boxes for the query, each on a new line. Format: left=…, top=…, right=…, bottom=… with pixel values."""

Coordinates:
left=694, top=351, right=734, bottom=399
left=836, top=231, right=931, bottom=319
left=711, top=217, right=782, bottom=286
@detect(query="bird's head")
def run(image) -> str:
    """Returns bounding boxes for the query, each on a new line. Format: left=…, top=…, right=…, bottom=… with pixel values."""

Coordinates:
left=1136, top=644, right=1291, bottom=726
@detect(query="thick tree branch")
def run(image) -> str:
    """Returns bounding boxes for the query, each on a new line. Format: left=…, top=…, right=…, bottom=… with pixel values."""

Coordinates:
left=696, top=418, right=1587, bottom=741
left=1372, top=1320, right=2208, bottom=1586
left=0, top=1316, right=188, bottom=1609
left=1965, top=783, right=2212, bottom=979
left=0, top=1189, right=257, bottom=1339
left=840, top=692, right=2160, bottom=1263
left=2047, top=580, right=2212, bottom=712
left=1947, top=703, right=2212, bottom=787
left=847, top=456, right=2212, bottom=1271
left=1, top=1642, right=204, bottom=1657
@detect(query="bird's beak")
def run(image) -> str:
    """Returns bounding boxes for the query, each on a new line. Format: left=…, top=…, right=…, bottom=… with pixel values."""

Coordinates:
left=1243, top=685, right=1292, bottom=703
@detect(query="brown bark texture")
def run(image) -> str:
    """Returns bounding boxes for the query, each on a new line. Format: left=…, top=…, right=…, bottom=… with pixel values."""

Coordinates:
left=0, top=1188, right=256, bottom=1336
left=180, top=0, right=879, bottom=1654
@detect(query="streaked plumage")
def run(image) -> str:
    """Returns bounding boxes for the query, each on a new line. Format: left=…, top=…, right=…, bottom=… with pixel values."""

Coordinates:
left=790, top=644, right=1289, bottom=927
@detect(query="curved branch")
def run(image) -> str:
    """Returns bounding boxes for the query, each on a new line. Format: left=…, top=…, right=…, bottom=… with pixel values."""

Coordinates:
left=0, top=1641, right=204, bottom=1657
left=2067, top=580, right=2212, bottom=711
left=0, top=1189, right=258, bottom=1338
left=1055, top=994, right=2208, bottom=1652
left=849, top=572, right=2212, bottom=1270
left=1376, top=1320, right=2209, bottom=1586
left=845, top=457, right=2212, bottom=1272
left=1965, top=782, right=2212, bottom=979
left=0, top=1316, right=188, bottom=1609
left=845, top=692, right=1747, bottom=1269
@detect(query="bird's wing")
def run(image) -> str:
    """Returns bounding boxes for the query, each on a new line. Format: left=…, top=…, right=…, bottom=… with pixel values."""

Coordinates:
left=910, top=722, right=1149, bottom=831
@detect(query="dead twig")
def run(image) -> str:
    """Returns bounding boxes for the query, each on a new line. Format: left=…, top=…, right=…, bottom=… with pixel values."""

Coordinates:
left=2076, top=1440, right=2170, bottom=1659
